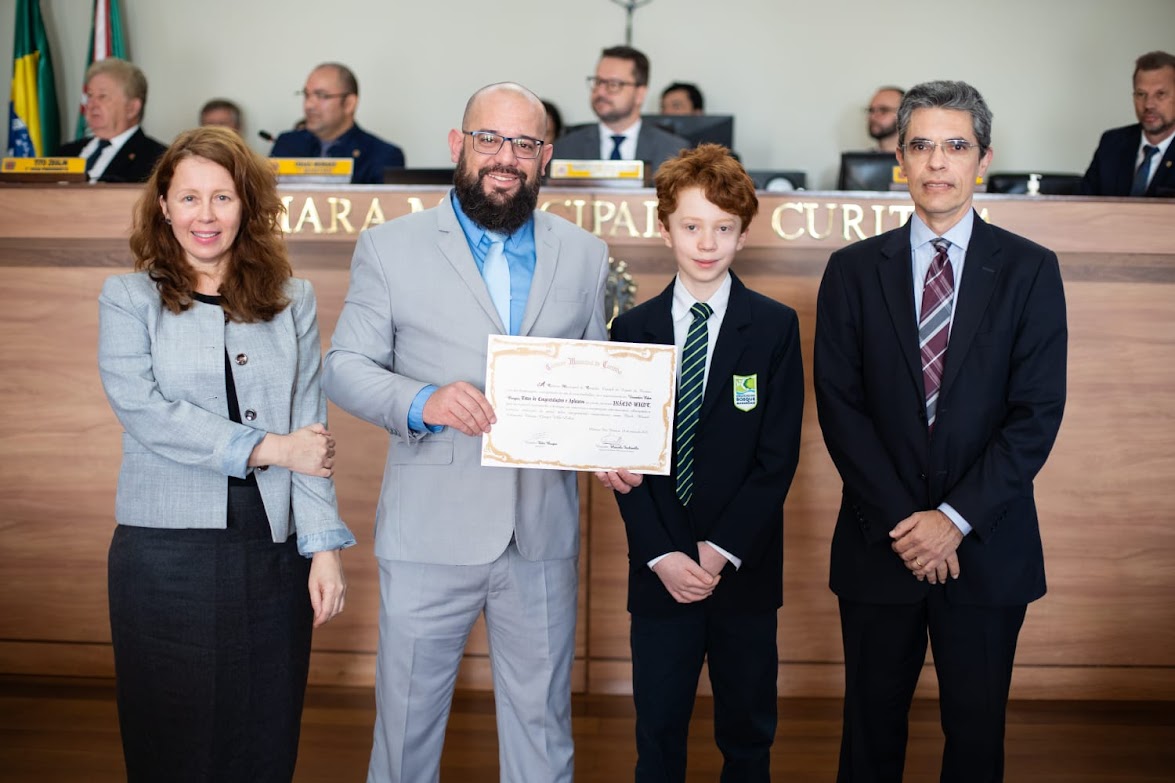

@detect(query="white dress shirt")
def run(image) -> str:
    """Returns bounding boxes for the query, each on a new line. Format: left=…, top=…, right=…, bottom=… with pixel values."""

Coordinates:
left=78, top=125, right=140, bottom=182
left=649, top=272, right=742, bottom=571
left=1136, top=128, right=1174, bottom=190
left=597, top=119, right=642, bottom=161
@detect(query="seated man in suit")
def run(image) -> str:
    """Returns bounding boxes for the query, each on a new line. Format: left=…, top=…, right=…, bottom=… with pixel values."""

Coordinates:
left=1081, top=50, right=1175, bottom=197
left=865, top=86, right=904, bottom=154
left=815, top=80, right=1067, bottom=782
left=199, top=98, right=242, bottom=133
left=555, top=45, right=688, bottom=173
left=56, top=58, right=167, bottom=183
left=269, top=63, right=404, bottom=184
left=599, top=144, right=804, bottom=782
left=660, top=82, right=704, bottom=116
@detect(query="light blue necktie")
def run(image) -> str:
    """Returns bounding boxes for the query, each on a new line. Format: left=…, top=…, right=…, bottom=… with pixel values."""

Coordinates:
left=483, top=231, right=511, bottom=333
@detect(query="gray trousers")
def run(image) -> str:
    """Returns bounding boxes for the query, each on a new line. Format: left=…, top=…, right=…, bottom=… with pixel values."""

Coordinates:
left=368, top=541, right=577, bottom=783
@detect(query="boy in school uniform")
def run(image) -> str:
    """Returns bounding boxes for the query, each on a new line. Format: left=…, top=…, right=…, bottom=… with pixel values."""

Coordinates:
left=598, top=144, right=805, bottom=782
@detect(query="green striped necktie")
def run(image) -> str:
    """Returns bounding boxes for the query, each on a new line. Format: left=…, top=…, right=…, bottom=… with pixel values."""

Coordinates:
left=675, top=301, right=713, bottom=505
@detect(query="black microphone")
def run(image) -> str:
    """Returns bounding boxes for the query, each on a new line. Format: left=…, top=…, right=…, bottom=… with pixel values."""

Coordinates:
left=258, top=130, right=275, bottom=142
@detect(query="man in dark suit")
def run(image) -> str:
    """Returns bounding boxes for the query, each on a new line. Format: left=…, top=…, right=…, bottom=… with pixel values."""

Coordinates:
left=600, top=144, right=804, bottom=782
left=1081, top=50, right=1175, bottom=197
left=814, top=81, right=1067, bottom=782
left=56, top=58, right=166, bottom=183
left=269, top=63, right=404, bottom=184
left=555, top=46, right=688, bottom=174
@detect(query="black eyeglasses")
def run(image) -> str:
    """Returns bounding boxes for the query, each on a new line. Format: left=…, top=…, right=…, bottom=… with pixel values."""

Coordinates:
left=586, top=76, right=640, bottom=93
left=297, top=89, right=351, bottom=102
left=462, top=130, right=545, bottom=159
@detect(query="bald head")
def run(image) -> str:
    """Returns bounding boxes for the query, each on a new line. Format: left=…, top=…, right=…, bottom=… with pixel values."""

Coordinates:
left=462, top=82, right=548, bottom=138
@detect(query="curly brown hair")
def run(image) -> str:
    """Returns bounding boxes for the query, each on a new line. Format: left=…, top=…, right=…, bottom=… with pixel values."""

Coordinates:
left=654, top=143, right=758, bottom=230
left=130, top=126, right=291, bottom=322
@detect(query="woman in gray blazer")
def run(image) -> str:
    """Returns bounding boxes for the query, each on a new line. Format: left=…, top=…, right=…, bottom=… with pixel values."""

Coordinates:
left=97, top=126, right=354, bottom=783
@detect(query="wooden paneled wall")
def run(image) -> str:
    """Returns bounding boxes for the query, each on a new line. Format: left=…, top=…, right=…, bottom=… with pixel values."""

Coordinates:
left=0, top=185, right=1172, bottom=701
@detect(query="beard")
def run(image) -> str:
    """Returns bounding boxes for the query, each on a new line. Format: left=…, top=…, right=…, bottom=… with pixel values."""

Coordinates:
left=452, top=148, right=540, bottom=235
left=593, top=95, right=635, bottom=125
left=869, top=119, right=898, bottom=142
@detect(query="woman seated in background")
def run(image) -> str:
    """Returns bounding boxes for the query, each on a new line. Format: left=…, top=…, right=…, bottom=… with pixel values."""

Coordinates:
left=97, top=125, right=354, bottom=783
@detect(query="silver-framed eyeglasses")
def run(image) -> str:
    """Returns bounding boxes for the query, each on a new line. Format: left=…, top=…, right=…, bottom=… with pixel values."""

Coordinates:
left=462, top=130, right=545, bottom=159
left=586, top=76, right=639, bottom=93
left=900, top=139, right=980, bottom=158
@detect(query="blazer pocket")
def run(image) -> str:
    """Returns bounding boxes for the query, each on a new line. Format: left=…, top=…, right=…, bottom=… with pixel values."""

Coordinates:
left=555, top=287, right=588, bottom=303
left=386, top=438, right=454, bottom=466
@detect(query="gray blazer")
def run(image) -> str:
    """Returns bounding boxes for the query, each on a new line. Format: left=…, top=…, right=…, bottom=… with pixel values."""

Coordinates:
left=553, top=122, right=690, bottom=172
left=323, top=192, right=609, bottom=566
left=97, top=272, right=352, bottom=554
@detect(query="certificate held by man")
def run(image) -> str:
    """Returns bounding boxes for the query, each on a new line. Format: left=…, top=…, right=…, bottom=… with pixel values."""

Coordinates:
left=482, top=335, right=677, bottom=474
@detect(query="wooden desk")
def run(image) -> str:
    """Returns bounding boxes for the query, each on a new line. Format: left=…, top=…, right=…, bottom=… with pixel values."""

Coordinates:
left=1, top=184, right=1172, bottom=700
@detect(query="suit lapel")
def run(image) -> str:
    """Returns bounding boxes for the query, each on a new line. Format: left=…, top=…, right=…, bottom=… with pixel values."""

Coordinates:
left=699, top=274, right=753, bottom=421
left=877, top=223, right=923, bottom=392
left=1149, top=141, right=1175, bottom=195
left=1115, top=129, right=1140, bottom=195
left=639, top=281, right=676, bottom=346
left=939, top=212, right=1003, bottom=396
left=435, top=195, right=506, bottom=331
left=520, top=216, right=558, bottom=337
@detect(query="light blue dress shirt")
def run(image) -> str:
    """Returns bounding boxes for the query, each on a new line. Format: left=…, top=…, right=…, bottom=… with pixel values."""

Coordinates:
left=407, top=192, right=539, bottom=432
left=908, top=211, right=974, bottom=537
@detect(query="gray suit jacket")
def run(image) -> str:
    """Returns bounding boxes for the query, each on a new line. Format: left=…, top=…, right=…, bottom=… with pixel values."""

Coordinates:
left=323, top=192, right=609, bottom=566
left=98, top=272, right=351, bottom=554
left=553, top=122, right=689, bottom=172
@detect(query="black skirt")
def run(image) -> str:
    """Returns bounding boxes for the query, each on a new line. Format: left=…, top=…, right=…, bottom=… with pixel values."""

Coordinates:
left=108, top=480, right=313, bottom=783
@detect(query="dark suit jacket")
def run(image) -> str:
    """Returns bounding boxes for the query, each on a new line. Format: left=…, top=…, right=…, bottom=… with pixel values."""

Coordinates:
left=57, top=128, right=167, bottom=183
left=814, top=213, right=1067, bottom=608
left=611, top=273, right=804, bottom=617
left=1080, top=123, right=1175, bottom=197
left=553, top=122, right=689, bottom=173
left=269, top=123, right=404, bottom=184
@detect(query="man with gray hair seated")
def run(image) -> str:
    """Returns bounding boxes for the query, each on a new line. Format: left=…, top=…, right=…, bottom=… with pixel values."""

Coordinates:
left=57, top=57, right=167, bottom=183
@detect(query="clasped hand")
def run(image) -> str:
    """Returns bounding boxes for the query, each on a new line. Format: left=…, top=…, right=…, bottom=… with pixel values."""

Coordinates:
left=652, top=543, right=727, bottom=604
left=890, top=509, right=963, bottom=584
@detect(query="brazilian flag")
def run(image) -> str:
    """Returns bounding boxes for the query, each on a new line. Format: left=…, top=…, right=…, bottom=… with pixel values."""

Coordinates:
left=7, top=0, right=61, bottom=157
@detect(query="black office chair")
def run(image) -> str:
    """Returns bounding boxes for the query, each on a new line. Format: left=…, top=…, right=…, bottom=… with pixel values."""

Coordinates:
left=747, top=169, right=806, bottom=191
left=984, top=172, right=1084, bottom=195
left=383, top=168, right=455, bottom=185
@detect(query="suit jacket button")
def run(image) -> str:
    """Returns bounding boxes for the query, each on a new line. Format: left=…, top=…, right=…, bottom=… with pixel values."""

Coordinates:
left=244, top=409, right=257, bottom=421
left=235, top=353, right=248, bottom=365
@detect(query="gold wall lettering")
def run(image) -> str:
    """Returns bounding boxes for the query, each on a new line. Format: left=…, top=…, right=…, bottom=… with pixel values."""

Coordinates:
left=275, top=192, right=993, bottom=243
left=327, top=197, right=353, bottom=234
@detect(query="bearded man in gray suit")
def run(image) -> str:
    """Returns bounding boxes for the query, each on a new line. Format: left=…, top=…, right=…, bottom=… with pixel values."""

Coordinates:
left=323, top=82, right=609, bottom=783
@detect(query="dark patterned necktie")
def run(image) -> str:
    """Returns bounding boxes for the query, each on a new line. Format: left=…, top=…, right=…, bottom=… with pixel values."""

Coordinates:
left=919, top=239, right=954, bottom=430
left=1130, top=145, right=1159, bottom=196
left=676, top=302, right=713, bottom=504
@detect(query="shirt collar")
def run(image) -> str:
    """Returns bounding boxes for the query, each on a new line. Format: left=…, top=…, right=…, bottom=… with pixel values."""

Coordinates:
left=671, top=272, right=732, bottom=322
left=105, top=124, right=139, bottom=152
left=1139, top=126, right=1175, bottom=158
left=598, top=118, right=641, bottom=141
left=909, top=208, right=974, bottom=253
left=450, top=189, right=532, bottom=249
